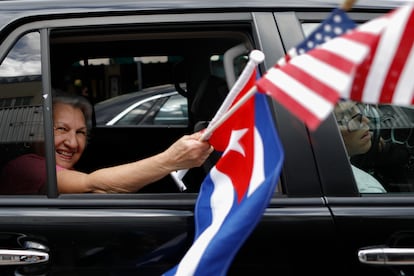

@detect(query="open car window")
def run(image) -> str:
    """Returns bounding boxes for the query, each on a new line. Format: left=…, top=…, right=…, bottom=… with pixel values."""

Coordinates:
left=49, top=22, right=255, bottom=194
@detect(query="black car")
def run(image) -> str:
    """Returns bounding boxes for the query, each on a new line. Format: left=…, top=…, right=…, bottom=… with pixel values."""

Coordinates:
left=1, top=0, right=414, bottom=275
left=94, top=84, right=188, bottom=126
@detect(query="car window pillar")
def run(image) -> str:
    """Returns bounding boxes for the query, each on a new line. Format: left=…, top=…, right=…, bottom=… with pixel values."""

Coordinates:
left=40, top=28, right=58, bottom=198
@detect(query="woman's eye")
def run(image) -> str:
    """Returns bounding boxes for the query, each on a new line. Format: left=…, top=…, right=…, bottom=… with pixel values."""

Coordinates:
left=77, top=130, right=87, bottom=136
left=54, top=126, right=68, bottom=134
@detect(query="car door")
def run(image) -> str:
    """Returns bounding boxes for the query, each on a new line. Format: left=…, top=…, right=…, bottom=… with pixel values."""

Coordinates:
left=0, top=12, right=220, bottom=276
left=0, top=28, right=193, bottom=275
left=0, top=7, right=291, bottom=275
left=0, top=6, right=341, bottom=275
left=227, top=11, right=344, bottom=275
left=314, top=102, right=414, bottom=276
left=277, top=8, right=414, bottom=276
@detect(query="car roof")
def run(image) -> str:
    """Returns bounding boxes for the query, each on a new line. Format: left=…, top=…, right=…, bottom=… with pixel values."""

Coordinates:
left=0, top=0, right=410, bottom=32
left=0, top=0, right=409, bottom=10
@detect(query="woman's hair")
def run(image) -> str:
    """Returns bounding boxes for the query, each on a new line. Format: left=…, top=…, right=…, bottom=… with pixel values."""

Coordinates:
left=52, top=89, right=93, bottom=132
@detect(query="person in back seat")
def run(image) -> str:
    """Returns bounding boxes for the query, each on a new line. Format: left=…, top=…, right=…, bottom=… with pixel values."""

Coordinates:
left=334, top=100, right=386, bottom=193
left=0, top=91, right=213, bottom=194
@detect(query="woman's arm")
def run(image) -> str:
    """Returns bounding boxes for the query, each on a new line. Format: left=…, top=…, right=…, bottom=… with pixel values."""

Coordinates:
left=57, top=132, right=213, bottom=193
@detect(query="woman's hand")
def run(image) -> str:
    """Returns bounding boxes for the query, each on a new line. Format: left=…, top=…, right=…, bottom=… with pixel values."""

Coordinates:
left=163, top=131, right=214, bottom=171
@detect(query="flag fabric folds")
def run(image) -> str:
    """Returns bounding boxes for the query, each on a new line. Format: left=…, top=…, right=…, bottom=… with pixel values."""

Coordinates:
left=256, top=8, right=357, bottom=130
left=276, top=8, right=356, bottom=67
left=347, top=4, right=414, bottom=105
left=163, top=70, right=284, bottom=276
left=164, top=3, right=414, bottom=275
left=256, top=4, right=414, bottom=130
left=169, top=50, right=265, bottom=192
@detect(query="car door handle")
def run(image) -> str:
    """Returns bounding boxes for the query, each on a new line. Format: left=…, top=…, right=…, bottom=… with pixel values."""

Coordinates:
left=0, top=249, right=49, bottom=265
left=358, top=247, right=414, bottom=265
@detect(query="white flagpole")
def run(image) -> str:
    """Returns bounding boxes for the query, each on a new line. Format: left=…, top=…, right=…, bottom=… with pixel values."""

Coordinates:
left=203, top=50, right=265, bottom=139
left=200, top=85, right=258, bottom=140
left=170, top=50, right=265, bottom=191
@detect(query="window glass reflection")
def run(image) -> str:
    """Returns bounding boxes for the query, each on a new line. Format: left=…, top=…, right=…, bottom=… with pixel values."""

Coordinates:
left=0, top=32, right=46, bottom=195
left=0, top=32, right=41, bottom=77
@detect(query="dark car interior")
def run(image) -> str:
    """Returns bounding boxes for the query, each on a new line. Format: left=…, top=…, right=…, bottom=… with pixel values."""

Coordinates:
left=351, top=104, right=414, bottom=192
left=49, top=23, right=254, bottom=193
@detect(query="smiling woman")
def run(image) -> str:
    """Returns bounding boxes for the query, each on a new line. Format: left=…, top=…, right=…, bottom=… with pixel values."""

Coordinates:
left=1, top=0, right=414, bottom=275
left=0, top=90, right=213, bottom=194
left=52, top=93, right=92, bottom=170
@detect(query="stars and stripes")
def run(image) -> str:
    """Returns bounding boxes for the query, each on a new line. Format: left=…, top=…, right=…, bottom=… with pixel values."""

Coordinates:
left=347, top=4, right=414, bottom=105
left=257, top=4, right=414, bottom=130
left=256, top=8, right=357, bottom=130
left=276, top=8, right=356, bottom=67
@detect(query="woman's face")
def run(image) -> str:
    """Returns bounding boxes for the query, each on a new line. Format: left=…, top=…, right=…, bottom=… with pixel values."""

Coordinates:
left=53, top=103, right=87, bottom=169
left=336, top=102, right=372, bottom=157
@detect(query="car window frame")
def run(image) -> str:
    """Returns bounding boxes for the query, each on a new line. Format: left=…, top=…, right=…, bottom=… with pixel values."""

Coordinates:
left=277, top=10, right=407, bottom=197
left=2, top=11, right=281, bottom=200
left=256, top=11, right=324, bottom=197
left=0, top=10, right=353, bottom=200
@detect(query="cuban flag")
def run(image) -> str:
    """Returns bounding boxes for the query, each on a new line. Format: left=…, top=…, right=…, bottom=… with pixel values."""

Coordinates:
left=163, top=70, right=284, bottom=275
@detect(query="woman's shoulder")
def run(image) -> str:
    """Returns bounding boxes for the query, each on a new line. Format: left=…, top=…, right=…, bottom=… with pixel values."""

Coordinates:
left=13, top=153, right=45, bottom=162
left=0, top=153, right=47, bottom=194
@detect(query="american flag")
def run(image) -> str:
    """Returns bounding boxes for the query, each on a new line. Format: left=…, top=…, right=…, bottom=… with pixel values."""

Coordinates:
left=347, top=4, right=414, bottom=105
left=277, top=8, right=356, bottom=67
left=256, top=4, right=414, bottom=130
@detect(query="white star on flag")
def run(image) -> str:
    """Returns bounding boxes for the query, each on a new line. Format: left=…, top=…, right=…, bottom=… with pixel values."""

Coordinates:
left=222, top=129, right=249, bottom=157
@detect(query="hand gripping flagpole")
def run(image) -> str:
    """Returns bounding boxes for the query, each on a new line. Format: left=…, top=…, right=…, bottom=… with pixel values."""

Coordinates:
left=170, top=50, right=265, bottom=191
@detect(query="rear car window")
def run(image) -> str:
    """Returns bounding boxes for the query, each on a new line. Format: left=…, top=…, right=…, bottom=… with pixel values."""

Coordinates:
left=334, top=101, right=414, bottom=193
left=302, top=22, right=414, bottom=194
left=0, top=32, right=47, bottom=195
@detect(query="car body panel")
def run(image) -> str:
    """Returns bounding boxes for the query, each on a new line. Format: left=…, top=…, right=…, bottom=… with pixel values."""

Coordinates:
left=1, top=0, right=414, bottom=275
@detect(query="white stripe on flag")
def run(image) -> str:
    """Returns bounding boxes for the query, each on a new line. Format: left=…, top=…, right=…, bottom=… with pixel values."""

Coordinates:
left=393, top=41, right=414, bottom=104
left=247, top=127, right=265, bottom=197
left=357, top=15, right=389, bottom=34
left=175, top=168, right=234, bottom=275
left=319, top=37, right=372, bottom=64
left=265, top=68, right=334, bottom=120
left=290, top=54, right=350, bottom=92
left=362, top=5, right=413, bottom=103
